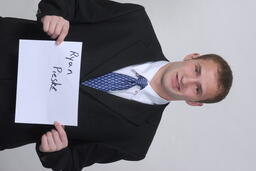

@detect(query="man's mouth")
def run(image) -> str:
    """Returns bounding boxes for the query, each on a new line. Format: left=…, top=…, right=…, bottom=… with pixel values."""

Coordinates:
left=172, top=72, right=180, bottom=92
left=176, top=73, right=180, bottom=91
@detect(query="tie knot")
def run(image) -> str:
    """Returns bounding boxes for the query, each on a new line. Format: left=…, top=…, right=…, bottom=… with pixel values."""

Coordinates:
left=137, top=75, right=148, bottom=89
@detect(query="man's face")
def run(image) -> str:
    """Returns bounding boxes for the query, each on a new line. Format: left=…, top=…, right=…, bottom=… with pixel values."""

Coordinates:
left=160, top=54, right=219, bottom=106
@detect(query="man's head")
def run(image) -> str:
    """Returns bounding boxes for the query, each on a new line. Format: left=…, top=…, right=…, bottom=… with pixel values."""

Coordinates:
left=152, top=53, right=233, bottom=106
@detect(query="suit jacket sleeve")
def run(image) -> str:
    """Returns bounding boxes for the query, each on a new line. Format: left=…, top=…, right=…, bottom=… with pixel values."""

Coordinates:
left=36, top=141, right=143, bottom=171
left=36, top=0, right=144, bottom=23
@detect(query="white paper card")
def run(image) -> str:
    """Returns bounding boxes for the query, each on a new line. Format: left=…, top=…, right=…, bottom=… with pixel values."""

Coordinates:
left=15, top=40, right=83, bottom=126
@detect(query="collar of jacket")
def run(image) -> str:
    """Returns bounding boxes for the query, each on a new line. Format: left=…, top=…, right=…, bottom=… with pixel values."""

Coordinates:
left=81, top=40, right=169, bottom=81
left=81, top=86, right=169, bottom=126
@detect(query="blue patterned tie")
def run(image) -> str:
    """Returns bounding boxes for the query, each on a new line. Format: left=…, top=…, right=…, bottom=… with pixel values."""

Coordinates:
left=82, top=72, right=148, bottom=92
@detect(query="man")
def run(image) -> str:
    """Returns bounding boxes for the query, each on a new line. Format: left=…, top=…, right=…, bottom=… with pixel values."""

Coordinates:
left=0, top=0, right=233, bottom=171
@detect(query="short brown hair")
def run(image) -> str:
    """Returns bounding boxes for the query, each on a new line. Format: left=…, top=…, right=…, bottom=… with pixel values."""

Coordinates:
left=195, top=54, right=233, bottom=103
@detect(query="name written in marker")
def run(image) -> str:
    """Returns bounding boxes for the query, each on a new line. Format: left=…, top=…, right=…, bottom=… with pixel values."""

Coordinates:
left=49, top=51, right=80, bottom=92
left=66, top=51, right=79, bottom=75
left=49, top=66, right=62, bottom=92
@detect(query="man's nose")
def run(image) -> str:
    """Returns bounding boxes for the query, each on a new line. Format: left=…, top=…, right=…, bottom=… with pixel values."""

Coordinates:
left=181, top=76, right=198, bottom=86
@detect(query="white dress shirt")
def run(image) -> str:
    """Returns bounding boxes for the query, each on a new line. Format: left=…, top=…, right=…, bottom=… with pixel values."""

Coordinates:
left=108, top=61, right=170, bottom=105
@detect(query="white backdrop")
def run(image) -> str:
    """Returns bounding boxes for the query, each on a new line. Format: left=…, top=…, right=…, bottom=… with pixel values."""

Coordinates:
left=0, top=0, right=255, bottom=171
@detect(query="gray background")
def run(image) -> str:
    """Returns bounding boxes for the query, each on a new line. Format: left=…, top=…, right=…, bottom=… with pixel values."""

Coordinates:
left=0, top=0, right=255, bottom=171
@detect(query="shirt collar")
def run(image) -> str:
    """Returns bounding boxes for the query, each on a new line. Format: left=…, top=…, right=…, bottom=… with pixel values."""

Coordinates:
left=134, top=61, right=170, bottom=104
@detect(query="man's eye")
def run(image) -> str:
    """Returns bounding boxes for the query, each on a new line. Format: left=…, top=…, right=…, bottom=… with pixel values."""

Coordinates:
left=195, top=66, right=199, bottom=73
left=196, top=86, right=201, bottom=95
left=195, top=65, right=201, bottom=76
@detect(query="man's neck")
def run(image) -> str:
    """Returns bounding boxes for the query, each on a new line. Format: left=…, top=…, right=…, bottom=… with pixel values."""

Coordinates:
left=149, top=63, right=172, bottom=101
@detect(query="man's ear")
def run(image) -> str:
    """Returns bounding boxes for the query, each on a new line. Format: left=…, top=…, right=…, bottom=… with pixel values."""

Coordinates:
left=186, top=101, right=203, bottom=106
left=183, top=53, right=201, bottom=61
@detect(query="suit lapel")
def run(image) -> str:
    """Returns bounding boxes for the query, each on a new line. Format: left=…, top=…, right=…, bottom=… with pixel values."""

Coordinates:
left=81, top=86, right=168, bottom=126
left=81, top=41, right=167, bottom=81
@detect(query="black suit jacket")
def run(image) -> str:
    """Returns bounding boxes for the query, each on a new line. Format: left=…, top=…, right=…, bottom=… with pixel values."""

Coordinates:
left=0, top=0, right=169, bottom=170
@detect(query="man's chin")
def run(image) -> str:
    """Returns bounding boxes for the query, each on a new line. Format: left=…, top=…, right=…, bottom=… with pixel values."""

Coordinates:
left=166, top=92, right=182, bottom=101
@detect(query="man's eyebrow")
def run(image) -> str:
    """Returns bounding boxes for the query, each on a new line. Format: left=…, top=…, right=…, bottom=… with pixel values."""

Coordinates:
left=197, top=62, right=203, bottom=96
left=198, top=84, right=203, bottom=96
left=198, top=63, right=202, bottom=75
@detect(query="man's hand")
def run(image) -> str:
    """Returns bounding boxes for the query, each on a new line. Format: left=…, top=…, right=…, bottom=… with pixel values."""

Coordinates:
left=41, top=16, right=70, bottom=45
left=39, top=121, right=68, bottom=152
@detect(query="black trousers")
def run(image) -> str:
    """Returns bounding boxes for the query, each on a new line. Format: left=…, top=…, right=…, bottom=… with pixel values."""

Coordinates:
left=0, top=16, right=53, bottom=150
